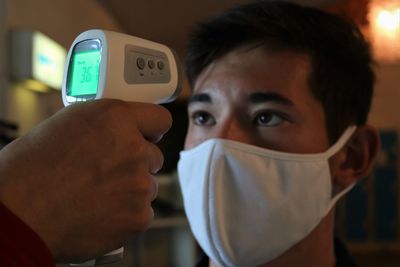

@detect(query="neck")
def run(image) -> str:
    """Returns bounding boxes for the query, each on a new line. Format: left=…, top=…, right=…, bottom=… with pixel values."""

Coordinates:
left=209, top=210, right=336, bottom=267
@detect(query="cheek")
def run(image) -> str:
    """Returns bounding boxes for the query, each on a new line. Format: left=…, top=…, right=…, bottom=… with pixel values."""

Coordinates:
left=183, top=135, right=194, bottom=150
left=184, top=125, right=202, bottom=150
left=184, top=124, right=213, bottom=149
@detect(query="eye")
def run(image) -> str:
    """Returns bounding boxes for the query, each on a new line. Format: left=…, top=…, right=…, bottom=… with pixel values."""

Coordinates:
left=253, top=111, right=285, bottom=127
left=191, top=111, right=216, bottom=126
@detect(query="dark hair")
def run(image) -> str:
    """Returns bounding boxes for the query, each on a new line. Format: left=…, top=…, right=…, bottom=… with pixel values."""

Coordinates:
left=185, top=1, right=375, bottom=143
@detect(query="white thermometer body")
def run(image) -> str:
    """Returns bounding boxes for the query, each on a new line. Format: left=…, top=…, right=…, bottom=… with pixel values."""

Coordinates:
left=62, top=29, right=181, bottom=106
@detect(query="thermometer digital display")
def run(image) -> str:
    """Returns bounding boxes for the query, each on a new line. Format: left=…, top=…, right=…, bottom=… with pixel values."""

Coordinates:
left=69, top=49, right=101, bottom=96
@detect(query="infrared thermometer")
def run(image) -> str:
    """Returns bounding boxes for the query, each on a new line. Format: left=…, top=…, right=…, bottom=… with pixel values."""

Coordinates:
left=62, top=29, right=182, bottom=266
left=62, top=29, right=181, bottom=105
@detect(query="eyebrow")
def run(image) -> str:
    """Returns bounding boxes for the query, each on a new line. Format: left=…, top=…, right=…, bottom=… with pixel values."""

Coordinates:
left=248, top=92, right=294, bottom=106
left=188, top=91, right=294, bottom=106
left=188, top=93, right=212, bottom=104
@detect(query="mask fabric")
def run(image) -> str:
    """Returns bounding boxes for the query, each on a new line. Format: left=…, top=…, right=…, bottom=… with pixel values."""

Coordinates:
left=177, top=126, right=356, bottom=267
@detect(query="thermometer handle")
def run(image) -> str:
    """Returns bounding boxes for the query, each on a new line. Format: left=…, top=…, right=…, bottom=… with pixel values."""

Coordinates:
left=70, top=247, right=124, bottom=266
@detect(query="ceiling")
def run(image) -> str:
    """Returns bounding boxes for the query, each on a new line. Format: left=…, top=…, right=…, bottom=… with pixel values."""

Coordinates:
left=98, top=0, right=339, bottom=57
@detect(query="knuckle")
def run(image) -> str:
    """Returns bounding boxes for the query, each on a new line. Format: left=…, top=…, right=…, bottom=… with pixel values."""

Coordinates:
left=130, top=139, right=149, bottom=160
left=148, top=145, right=164, bottom=173
left=131, top=209, right=154, bottom=231
left=129, top=172, right=155, bottom=200
left=157, top=106, right=173, bottom=128
left=146, top=105, right=173, bottom=134
left=92, top=100, right=128, bottom=123
left=154, top=145, right=164, bottom=164
left=129, top=141, right=163, bottom=171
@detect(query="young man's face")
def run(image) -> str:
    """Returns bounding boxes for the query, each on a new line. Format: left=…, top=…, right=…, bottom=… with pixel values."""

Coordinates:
left=185, top=46, right=330, bottom=154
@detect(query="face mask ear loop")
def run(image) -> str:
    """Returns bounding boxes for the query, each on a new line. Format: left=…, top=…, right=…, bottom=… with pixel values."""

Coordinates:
left=323, top=126, right=358, bottom=159
left=327, top=182, right=356, bottom=212
left=324, top=126, right=358, bottom=210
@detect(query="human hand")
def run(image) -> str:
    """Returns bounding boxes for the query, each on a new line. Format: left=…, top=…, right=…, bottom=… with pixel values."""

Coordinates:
left=0, top=99, right=172, bottom=263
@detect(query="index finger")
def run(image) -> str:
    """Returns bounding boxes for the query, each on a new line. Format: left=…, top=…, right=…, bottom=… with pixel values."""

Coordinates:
left=127, top=102, right=173, bottom=143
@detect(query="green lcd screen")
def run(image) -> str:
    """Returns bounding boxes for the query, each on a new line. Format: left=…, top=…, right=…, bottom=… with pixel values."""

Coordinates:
left=69, top=50, right=101, bottom=96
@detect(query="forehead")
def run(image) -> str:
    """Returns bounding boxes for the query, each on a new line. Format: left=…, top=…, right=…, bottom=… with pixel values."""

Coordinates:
left=192, top=47, right=314, bottom=103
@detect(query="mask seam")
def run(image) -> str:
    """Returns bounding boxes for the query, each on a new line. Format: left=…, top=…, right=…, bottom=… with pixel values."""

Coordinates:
left=205, top=144, right=228, bottom=267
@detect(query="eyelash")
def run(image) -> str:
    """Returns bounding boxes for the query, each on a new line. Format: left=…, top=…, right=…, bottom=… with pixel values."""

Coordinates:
left=252, top=110, right=287, bottom=127
left=190, top=111, right=216, bottom=126
left=190, top=109, right=289, bottom=128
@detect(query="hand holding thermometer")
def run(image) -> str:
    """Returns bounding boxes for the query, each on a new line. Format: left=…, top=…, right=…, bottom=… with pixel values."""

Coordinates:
left=62, top=29, right=182, bottom=266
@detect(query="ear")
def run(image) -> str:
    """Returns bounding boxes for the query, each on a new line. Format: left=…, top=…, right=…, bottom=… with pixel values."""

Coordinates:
left=330, top=125, right=381, bottom=189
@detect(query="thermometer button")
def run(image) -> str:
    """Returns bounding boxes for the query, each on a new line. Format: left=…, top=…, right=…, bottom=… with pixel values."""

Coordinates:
left=157, top=60, right=165, bottom=70
left=148, top=60, right=155, bottom=69
left=136, top=57, right=146, bottom=70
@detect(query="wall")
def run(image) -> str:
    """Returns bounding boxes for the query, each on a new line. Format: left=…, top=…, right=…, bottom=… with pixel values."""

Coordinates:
left=369, top=63, right=400, bottom=131
left=2, top=0, right=123, bottom=135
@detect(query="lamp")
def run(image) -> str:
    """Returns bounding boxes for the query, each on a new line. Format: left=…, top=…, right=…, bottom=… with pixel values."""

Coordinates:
left=368, top=0, right=400, bottom=62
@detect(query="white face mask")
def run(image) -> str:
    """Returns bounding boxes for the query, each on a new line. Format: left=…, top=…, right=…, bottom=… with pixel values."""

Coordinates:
left=177, top=126, right=356, bottom=267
